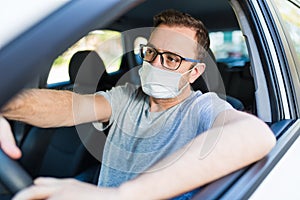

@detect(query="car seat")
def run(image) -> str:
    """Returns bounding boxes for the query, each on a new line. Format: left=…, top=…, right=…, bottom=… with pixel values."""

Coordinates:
left=217, top=61, right=254, bottom=110
left=18, top=51, right=109, bottom=183
left=19, top=125, right=101, bottom=182
left=191, top=49, right=245, bottom=110
left=63, top=50, right=106, bottom=93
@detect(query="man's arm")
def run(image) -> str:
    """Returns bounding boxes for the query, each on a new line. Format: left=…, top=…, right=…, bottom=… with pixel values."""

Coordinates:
left=12, top=110, right=276, bottom=200
left=118, top=110, right=276, bottom=199
left=1, top=89, right=111, bottom=128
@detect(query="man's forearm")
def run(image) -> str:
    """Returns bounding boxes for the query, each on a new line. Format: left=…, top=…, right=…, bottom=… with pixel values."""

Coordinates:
left=119, top=111, right=276, bottom=199
left=2, top=89, right=80, bottom=127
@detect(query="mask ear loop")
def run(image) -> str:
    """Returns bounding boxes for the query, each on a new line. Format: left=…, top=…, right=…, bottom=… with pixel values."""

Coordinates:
left=182, top=64, right=197, bottom=76
left=178, top=65, right=197, bottom=93
left=180, top=60, right=204, bottom=90
left=189, top=62, right=197, bottom=70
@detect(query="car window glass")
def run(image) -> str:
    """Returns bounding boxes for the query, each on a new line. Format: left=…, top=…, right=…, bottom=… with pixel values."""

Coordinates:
left=273, top=0, right=300, bottom=75
left=209, top=30, right=249, bottom=67
left=47, top=30, right=122, bottom=84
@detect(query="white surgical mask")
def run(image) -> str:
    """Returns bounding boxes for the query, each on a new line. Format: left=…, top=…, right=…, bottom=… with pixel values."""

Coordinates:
left=138, top=61, right=192, bottom=98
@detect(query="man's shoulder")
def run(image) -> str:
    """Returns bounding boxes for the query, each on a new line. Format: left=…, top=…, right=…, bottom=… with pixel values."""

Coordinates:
left=188, top=91, right=232, bottom=110
left=112, top=83, right=139, bottom=91
left=192, top=91, right=221, bottom=102
left=103, top=83, right=140, bottom=96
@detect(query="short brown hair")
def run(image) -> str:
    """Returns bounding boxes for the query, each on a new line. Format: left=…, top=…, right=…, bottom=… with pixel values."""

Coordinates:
left=153, top=9, right=210, bottom=59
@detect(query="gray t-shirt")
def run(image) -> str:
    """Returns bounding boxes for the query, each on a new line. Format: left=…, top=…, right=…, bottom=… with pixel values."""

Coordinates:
left=93, top=83, right=232, bottom=198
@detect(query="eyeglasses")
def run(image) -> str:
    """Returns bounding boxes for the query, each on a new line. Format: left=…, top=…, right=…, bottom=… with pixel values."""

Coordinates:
left=139, top=44, right=201, bottom=70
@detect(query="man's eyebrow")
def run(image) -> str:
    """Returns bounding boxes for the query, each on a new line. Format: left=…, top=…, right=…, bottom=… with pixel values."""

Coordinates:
left=146, top=43, right=156, bottom=48
left=146, top=43, right=184, bottom=57
left=146, top=43, right=173, bottom=54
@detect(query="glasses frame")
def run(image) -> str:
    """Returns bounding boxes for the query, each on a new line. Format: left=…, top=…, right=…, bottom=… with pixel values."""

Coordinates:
left=139, top=44, right=201, bottom=70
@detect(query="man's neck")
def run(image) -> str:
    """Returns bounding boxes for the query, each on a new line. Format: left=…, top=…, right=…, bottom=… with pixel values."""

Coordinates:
left=149, top=86, right=192, bottom=112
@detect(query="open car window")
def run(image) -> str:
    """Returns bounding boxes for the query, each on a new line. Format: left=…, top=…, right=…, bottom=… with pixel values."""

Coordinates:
left=47, top=30, right=122, bottom=85
left=210, top=30, right=249, bottom=67
left=1, top=0, right=300, bottom=199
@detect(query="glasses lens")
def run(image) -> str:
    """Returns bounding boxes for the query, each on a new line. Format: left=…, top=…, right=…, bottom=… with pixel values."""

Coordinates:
left=140, top=45, right=182, bottom=70
left=141, top=46, right=156, bottom=62
left=162, top=53, right=181, bottom=69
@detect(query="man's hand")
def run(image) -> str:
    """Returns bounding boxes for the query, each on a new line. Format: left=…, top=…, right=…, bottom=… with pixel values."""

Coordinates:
left=12, top=177, right=121, bottom=200
left=0, top=116, right=21, bottom=159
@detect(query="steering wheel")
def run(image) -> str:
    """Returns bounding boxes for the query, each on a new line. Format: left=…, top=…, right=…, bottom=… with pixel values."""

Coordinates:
left=0, top=149, right=33, bottom=194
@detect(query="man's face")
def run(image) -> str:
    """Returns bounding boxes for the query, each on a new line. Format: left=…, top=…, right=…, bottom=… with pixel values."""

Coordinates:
left=148, top=24, right=199, bottom=74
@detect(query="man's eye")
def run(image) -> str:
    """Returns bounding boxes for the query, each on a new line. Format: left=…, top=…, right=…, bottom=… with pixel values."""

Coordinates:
left=146, top=49, right=154, bottom=55
left=166, top=55, right=180, bottom=63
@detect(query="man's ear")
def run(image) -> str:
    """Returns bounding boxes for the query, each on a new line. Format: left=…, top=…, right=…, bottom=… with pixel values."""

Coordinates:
left=189, top=63, right=206, bottom=83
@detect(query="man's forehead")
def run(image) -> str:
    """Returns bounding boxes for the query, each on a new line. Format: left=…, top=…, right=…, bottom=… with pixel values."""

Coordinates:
left=149, top=26, right=198, bottom=57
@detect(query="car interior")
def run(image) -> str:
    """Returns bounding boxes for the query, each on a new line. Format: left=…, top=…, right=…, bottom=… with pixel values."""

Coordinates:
left=2, top=0, right=288, bottom=199
left=14, top=0, right=252, bottom=184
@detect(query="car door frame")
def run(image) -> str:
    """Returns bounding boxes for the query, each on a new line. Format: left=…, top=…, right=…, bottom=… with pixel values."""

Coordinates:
left=193, top=0, right=300, bottom=199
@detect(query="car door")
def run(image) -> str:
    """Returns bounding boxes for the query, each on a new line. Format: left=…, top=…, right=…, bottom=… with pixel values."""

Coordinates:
left=193, top=0, right=300, bottom=199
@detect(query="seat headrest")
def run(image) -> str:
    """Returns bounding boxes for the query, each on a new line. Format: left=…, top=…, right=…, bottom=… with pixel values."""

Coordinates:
left=69, top=51, right=106, bottom=86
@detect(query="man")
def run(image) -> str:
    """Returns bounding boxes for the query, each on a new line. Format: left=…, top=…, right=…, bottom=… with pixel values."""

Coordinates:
left=0, top=10, right=275, bottom=199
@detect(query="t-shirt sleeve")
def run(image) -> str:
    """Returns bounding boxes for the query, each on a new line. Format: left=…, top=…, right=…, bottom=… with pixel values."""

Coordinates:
left=196, top=92, right=233, bottom=131
left=93, top=83, right=139, bottom=131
